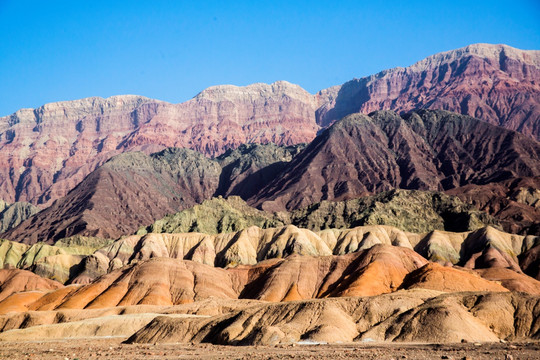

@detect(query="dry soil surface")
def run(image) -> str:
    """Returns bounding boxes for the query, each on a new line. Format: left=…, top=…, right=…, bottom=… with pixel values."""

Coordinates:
left=1, top=338, right=539, bottom=360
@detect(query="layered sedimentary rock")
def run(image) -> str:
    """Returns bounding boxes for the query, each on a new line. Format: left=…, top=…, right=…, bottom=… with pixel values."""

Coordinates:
left=253, top=110, right=540, bottom=212
left=0, top=235, right=538, bottom=344
left=0, top=83, right=317, bottom=207
left=7, top=109, right=538, bottom=244
left=140, top=191, right=497, bottom=237
left=215, top=143, right=305, bottom=199
left=137, top=196, right=284, bottom=235
left=3, top=290, right=539, bottom=344
left=2, top=243, right=529, bottom=315
left=1, top=44, right=538, bottom=210
left=316, top=43, right=540, bottom=138
left=127, top=291, right=540, bottom=345
left=0, top=237, right=111, bottom=283
left=1, top=148, right=222, bottom=244
left=283, top=189, right=499, bottom=233
left=0, top=143, right=307, bottom=244
left=70, top=224, right=539, bottom=285
left=0, top=269, right=62, bottom=302
left=520, top=244, right=540, bottom=280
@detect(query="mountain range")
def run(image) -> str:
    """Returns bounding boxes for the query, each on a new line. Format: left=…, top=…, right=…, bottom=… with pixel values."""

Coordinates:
left=0, top=43, right=538, bottom=209
left=2, top=109, right=539, bottom=244
left=0, top=42, right=539, bottom=348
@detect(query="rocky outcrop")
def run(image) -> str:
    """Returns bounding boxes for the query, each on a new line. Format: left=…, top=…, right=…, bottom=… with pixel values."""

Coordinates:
left=0, top=96, right=159, bottom=207
left=413, top=225, right=540, bottom=272
left=0, top=313, right=164, bottom=341
left=520, top=244, right=540, bottom=280
left=0, top=237, right=111, bottom=283
left=140, top=191, right=499, bottom=238
left=448, top=177, right=540, bottom=235
left=283, top=189, right=499, bottom=233
left=0, top=200, right=40, bottom=233
left=252, top=110, right=540, bottom=212
left=58, top=258, right=239, bottom=309
left=0, top=238, right=538, bottom=344
left=137, top=196, right=284, bottom=235
left=70, top=224, right=540, bottom=285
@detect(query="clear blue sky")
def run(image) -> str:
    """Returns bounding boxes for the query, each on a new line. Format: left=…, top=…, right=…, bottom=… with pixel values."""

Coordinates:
left=1, top=0, right=539, bottom=116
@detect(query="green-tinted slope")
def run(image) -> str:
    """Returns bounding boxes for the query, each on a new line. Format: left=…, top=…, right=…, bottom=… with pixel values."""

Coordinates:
left=141, top=190, right=499, bottom=236
left=284, top=189, right=500, bottom=233
left=138, top=196, right=283, bottom=235
left=0, top=200, right=40, bottom=233
left=0, top=236, right=113, bottom=283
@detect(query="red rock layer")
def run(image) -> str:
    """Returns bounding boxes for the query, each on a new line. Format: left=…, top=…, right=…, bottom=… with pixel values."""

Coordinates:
left=447, top=177, right=540, bottom=235
left=0, top=82, right=317, bottom=206
left=316, top=43, right=540, bottom=138
left=1, top=44, right=538, bottom=209
left=252, top=110, right=540, bottom=212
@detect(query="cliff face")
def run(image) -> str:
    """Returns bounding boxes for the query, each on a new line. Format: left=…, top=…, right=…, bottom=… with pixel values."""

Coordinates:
left=0, top=82, right=318, bottom=206
left=0, top=44, right=538, bottom=208
left=0, top=95, right=162, bottom=207
left=316, top=44, right=540, bottom=136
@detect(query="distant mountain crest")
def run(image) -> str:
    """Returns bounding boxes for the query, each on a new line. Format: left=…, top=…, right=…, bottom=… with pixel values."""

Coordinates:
left=0, top=43, right=538, bottom=207
left=408, top=43, right=540, bottom=70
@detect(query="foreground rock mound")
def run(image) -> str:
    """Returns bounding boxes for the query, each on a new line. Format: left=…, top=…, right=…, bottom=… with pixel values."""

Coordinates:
left=128, top=291, right=540, bottom=345
left=59, top=258, right=238, bottom=309
left=70, top=224, right=539, bottom=285
left=237, top=245, right=428, bottom=301
left=3, top=243, right=536, bottom=315
left=0, top=269, right=63, bottom=313
left=399, top=263, right=507, bottom=292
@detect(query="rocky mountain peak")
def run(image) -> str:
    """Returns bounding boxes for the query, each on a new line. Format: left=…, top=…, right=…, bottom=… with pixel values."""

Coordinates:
left=194, top=80, right=316, bottom=106
left=406, top=43, right=540, bottom=72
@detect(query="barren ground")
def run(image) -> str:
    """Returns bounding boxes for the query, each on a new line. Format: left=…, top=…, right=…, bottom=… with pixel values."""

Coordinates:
left=1, top=338, right=539, bottom=360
